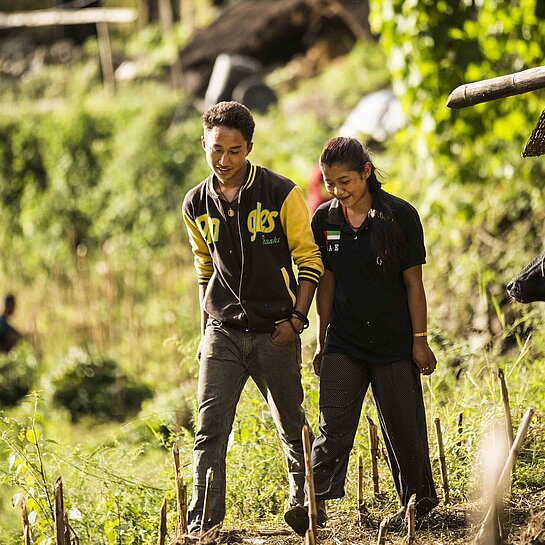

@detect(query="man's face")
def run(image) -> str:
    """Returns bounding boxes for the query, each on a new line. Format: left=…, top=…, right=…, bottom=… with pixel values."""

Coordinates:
left=202, top=125, right=253, bottom=186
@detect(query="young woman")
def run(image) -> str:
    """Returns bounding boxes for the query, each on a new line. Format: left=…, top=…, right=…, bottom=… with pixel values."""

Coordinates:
left=310, top=136, right=438, bottom=528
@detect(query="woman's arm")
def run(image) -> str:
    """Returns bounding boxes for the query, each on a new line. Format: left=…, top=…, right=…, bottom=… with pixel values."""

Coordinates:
left=313, top=269, right=336, bottom=376
left=402, top=265, right=437, bottom=375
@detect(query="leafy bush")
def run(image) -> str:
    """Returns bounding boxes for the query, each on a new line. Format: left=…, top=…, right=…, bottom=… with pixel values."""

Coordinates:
left=0, top=345, right=38, bottom=408
left=52, top=348, right=152, bottom=421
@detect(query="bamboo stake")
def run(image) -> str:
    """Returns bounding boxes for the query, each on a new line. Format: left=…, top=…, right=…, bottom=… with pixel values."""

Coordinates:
left=377, top=516, right=389, bottom=545
left=457, top=412, right=464, bottom=447
left=357, top=451, right=364, bottom=522
left=201, top=468, right=214, bottom=538
left=446, top=66, right=545, bottom=109
left=96, top=21, right=115, bottom=93
left=21, top=497, right=32, bottom=545
left=407, top=494, right=416, bottom=545
left=302, top=425, right=317, bottom=545
left=476, top=409, right=534, bottom=543
left=172, top=443, right=188, bottom=536
left=366, top=416, right=380, bottom=496
left=54, top=477, right=66, bottom=545
left=158, top=496, right=167, bottom=545
left=497, top=369, right=514, bottom=448
left=63, top=511, right=71, bottom=545
left=434, top=418, right=450, bottom=505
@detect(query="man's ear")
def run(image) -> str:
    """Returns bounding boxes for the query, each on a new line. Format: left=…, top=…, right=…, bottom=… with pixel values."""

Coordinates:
left=246, top=141, right=253, bottom=155
left=201, top=135, right=206, bottom=151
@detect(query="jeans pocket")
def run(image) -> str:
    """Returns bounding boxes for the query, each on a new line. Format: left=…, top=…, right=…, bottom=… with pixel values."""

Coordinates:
left=267, top=333, right=293, bottom=347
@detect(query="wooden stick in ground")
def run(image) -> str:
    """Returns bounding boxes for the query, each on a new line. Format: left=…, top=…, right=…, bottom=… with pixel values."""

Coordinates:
left=201, top=468, right=214, bottom=538
left=21, top=497, right=31, bottom=545
left=407, top=494, right=416, bottom=545
left=357, top=451, right=364, bottom=522
left=158, top=496, right=167, bottom=545
left=497, top=369, right=514, bottom=448
left=476, top=409, right=534, bottom=543
left=63, top=511, right=71, bottom=545
left=158, top=0, right=183, bottom=89
left=172, top=443, right=188, bottom=536
left=302, top=424, right=317, bottom=544
left=54, top=477, right=66, bottom=545
left=377, top=515, right=389, bottom=545
left=96, top=22, right=115, bottom=93
left=366, top=415, right=380, bottom=496
left=434, top=418, right=450, bottom=505
left=446, top=66, right=545, bottom=108
left=457, top=412, right=464, bottom=447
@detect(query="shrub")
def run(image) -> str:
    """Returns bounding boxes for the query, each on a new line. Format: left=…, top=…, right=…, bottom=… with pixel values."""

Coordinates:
left=0, top=345, right=37, bottom=408
left=52, top=347, right=152, bottom=421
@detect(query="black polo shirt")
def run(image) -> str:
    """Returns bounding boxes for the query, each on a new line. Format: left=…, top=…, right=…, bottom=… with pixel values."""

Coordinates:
left=311, top=189, right=426, bottom=363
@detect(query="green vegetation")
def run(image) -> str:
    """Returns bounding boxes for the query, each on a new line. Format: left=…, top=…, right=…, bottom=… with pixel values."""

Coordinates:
left=1, top=1, right=545, bottom=543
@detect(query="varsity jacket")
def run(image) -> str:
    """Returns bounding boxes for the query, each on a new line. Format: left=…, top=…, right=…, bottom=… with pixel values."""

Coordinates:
left=182, top=161, right=324, bottom=333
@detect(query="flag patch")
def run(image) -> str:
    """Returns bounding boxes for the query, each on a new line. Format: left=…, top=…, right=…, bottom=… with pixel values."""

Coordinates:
left=325, top=230, right=341, bottom=242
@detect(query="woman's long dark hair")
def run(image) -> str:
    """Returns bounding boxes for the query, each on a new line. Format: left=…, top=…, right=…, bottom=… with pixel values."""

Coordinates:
left=320, top=137, right=405, bottom=273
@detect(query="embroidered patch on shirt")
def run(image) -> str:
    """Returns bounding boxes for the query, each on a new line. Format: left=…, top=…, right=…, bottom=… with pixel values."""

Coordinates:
left=325, top=230, right=341, bottom=252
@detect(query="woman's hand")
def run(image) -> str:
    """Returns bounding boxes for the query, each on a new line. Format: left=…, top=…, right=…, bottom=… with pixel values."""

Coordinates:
left=312, top=348, right=323, bottom=376
left=413, top=338, right=437, bottom=375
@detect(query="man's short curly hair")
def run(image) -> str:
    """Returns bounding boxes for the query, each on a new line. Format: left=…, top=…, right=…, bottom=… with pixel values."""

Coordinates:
left=202, top=101, right=255, bottom=142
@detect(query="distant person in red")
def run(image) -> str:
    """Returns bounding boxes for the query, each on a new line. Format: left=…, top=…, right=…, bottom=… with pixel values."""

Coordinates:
left=0, top=294, right=23, bottom=354
left=307, top=164, right=331, bottom=212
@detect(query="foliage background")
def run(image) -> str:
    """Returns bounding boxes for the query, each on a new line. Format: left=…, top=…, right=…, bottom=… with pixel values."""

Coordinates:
left=1, top=0, right=545, bottom=543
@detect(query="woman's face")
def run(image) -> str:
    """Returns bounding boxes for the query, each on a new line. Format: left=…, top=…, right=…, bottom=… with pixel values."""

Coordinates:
left=321, top=162, right=372, bottom=209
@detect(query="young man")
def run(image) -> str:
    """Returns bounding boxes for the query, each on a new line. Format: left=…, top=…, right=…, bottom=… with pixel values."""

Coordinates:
left=182, top=101, right=323, bottom=535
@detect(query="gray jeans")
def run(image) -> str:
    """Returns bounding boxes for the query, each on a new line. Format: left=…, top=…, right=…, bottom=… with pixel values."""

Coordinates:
left=187, top=320, right=310, bottom=532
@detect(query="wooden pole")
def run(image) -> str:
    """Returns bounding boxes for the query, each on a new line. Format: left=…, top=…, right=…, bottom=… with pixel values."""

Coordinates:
left=302, top=425, right=317, bottom=545
left=434, top=417, right=450, bottom=505
left=21, top=497, right=32, bottom=545
left=180, top=0, right=194, bottom=34
left=457, top=412, right=464, bottom=447
left=406, top=494, right=416, bottom=545
left=63, top=511, right=71, bottom=545
left=172, top=443, right=188, bottom=536
left=376, top=516, right=389, bottom=545
left=497, top=369, right=514, bottom=448
left=366, top=415, right=380, bottom=496
left=158, top=0, right=183, bottom=90
left=201, top=468, right=214, bottom=537
left=357, top=451, right=364, bottom=522
left=54, top=477, right=66, bottom=545
left=158, top=496, right=167, bottom=545
left=446, top=66, right=545, bottom=109
left=96, top=21, right=115, bottom=93
left=0, top=8, right=137, bottom=27
left=476, top=409, right=534, bottom=543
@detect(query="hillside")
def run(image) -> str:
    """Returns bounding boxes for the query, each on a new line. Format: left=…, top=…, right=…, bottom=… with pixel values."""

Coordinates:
left=1, top=1, right=545, bottom=544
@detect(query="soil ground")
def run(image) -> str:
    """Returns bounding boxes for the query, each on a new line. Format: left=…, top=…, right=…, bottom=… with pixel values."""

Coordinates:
left=191, top=491, right=545, bottom=545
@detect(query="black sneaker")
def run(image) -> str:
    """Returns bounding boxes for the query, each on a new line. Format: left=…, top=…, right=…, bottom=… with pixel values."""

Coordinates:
left=284, top=504, right=308, bottom=536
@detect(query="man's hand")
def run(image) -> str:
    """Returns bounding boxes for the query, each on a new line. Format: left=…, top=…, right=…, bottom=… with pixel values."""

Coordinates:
left=271, top=320, right=298, bottom=345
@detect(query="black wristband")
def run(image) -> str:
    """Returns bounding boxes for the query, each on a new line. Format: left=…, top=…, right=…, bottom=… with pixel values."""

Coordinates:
left=288, top=317, right=303, bottom=335
left=291, top=309, right=309, bottom=329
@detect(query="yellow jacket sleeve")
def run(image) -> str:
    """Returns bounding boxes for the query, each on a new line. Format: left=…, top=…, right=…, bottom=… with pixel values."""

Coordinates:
left=182, top=211, right=214, bottom=285
left=279, top=186, right=324, bottom=285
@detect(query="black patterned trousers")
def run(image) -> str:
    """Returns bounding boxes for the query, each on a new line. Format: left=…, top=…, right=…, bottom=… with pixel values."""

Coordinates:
left=311, top=354, right=438, bottom=515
